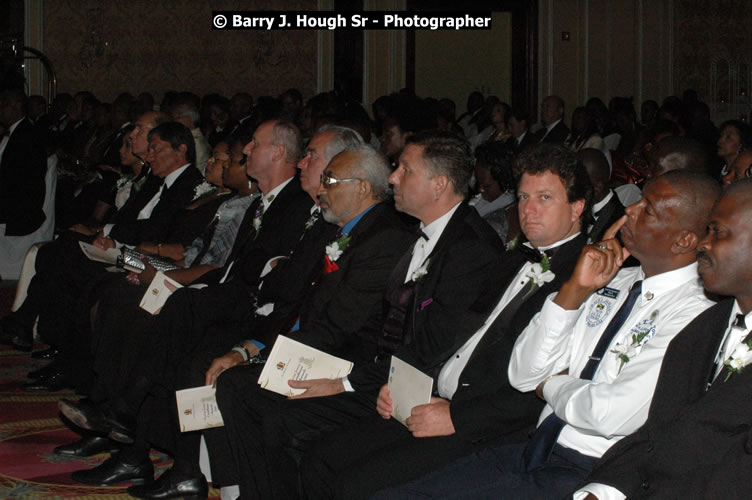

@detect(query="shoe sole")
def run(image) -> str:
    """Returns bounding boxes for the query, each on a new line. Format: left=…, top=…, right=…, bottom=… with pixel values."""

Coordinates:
left=58, top=401, right=106, bottom=433
left=72, top=474, right=154, bottom=487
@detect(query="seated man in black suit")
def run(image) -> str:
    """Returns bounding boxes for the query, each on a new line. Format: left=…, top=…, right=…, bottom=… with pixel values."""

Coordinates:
left=0, top=88, right=48, bottom=280
left=381, top=170, right=719, bottom=499
left=575, top=178, right=752, bottom=499
left=300, top=143, right=592, bottom=499
left=579, top=148, right=625, bottom=244
left=57, top=120, right=312, bottom=487
left=538, top=95, right=570, bottom=144
left=215, top=130, right=504, bottom=499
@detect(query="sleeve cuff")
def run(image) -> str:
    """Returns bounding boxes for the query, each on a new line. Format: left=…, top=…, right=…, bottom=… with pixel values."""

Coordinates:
left=342, top=376, right=355, bottom=392
left=573, top=483, right=626, bottom=500
left=543, top=292, right=583, bottom=326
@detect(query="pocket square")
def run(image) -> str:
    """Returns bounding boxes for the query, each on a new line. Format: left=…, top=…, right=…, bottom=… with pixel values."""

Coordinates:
left=417, top=298, right=433, bottom=312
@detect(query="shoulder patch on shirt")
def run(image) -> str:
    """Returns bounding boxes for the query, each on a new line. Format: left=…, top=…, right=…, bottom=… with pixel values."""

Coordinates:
left=596, top=286, right=620, bottom=299
left=586, top=295, right=615, bottom=327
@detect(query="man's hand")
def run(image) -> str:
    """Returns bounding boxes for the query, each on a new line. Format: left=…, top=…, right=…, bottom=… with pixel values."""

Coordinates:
left=136, top=242, right=158, bottom=255
left=405, top=397, right=455, bottom=438
left=288, top=378, right=345, bottom=399
left=584, top=494, right=598, bottom=500
left=205, top=351, right=244, bottom=387
left=555, top=216, right=630, bottom=310
left=138, top=263, right=157, bottom=285
left=92, top=233, right=116, bottom=250
left=69, top=223, right=97, bottom=236
left=376, top=384, right=393, bottom=419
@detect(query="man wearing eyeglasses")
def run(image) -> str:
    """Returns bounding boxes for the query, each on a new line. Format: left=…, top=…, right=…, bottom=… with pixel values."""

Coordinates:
left=216, top=130, right=504, bottom=499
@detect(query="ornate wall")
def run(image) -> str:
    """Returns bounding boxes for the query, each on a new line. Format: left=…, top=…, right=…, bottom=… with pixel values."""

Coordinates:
left=674, top=0, right=752, bottom=122
left=42, top=0, right=317, bottom=102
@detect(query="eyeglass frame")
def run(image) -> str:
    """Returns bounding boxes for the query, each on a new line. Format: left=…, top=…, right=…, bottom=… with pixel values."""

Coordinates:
left=320, top=172, right=362, bottom=187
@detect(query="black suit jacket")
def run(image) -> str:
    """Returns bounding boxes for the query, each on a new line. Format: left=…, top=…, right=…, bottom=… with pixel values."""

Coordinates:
left=588, top=192, right=626, bottom=243
left=199, top=176, right=314, bottom=289
left=537, top=121, right=570, bottom=144
left=348, top=202, right=505, bottom=394
left=108, top=165, right=204, bottom=244
left=0, top=118, right=48, bottom=235
left=515, top=131, right=539, bottom=154
left=298, top=203, right=415, bottom=365
left=448, top=234, right=587, bottom=445
left=581, top=299, right=752, bottom=498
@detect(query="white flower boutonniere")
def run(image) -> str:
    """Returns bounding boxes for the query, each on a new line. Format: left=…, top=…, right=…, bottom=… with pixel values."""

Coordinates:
left=116, top=177, right=132, bottom=190
left=411, top=258, right=431, bottom=282
left=193, top=181, right=217, bottom=201
left=723, top=339, right=752, bottom=381
left=611, top=328, right=652, bottom=373
left=525, top=254, right=555, bottom=289
left=325, top=234, right=352, bottom=262
left=506, top=235, right=520, bottom=251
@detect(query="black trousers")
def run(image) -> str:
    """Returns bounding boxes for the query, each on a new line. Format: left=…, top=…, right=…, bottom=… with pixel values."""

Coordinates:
left=215, top=365, right=377, bottom=499
left=299, top=414, right=505, bottom=500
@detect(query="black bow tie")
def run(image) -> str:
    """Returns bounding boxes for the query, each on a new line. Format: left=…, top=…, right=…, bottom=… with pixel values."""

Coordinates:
left=516, top=243, right=562, bottom=263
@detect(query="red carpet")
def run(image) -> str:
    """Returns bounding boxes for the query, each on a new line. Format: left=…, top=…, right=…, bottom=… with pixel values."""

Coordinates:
left=0, top=283, right=220, bottom=499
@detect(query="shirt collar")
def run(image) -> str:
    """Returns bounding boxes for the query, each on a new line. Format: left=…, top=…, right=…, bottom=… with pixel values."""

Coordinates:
left=475, top=191, right=515, bottom=216
left=6, top=117, right=24, bottom=137
left=546, top=118, right=562, bottom=133
left=164, top=163, right=191, bottom=189
left=639, top=262, right=701, bottom=300
left=261, top=176, right=294, bottom=211
left=524, top=231, right=581, bottom=252
left=592, top=190, right=615, bottom=215
left=420, top=201, right=462, bottom=241
left=341, top=203, right=376, bottom=235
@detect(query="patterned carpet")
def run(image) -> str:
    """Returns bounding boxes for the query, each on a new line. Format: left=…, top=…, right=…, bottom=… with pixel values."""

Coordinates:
left=0, top=284, right=220, bottom=499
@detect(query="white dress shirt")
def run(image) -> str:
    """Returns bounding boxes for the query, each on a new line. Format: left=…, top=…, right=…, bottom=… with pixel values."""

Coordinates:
left=574, top=300, right=750, bottom=500
left=509, top=262, right=714, bottom=459
left=436, top=232, right=581, bottom=399
left=538, top=119, right=562, bottom=142
left=403, top=202, right=461, bottom=284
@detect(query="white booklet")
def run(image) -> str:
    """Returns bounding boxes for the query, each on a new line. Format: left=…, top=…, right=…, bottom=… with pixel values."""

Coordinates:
left=257, top=335, right=353, bottom=397
left=139, top=271, right=183, bottom=315
left=175, top=385, right=224, bottom=432
left=79, top=241, right=120, bottom=265
left=388, top=356, right=434, bottom=426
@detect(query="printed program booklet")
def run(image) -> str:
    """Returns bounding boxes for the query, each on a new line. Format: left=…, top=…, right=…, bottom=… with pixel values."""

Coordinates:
left=388, top=355, right=434, bottom=426
left=139, top=271, right=183, bottom=315
left=175, top=385, right=224, bottom=432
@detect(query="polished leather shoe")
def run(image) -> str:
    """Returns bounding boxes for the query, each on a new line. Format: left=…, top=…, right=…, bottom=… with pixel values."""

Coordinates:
left=28, top=361, right=60, bottom=380
left=127, top=469, right=208, bottom=499
left=53, top=436, right=121, bottom=458
left=32, top=347, right=59, bottom=360
left=58, top=398, right=136, bottom=443
left=23, top=371, right=70, bottom=392
left=71, top=455, right=154, bottom=486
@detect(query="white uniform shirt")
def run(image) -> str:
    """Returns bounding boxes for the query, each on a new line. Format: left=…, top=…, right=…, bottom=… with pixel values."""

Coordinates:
left=574, top=300, right=751, bottom=500
left=509, top=262, right=714, bottom=459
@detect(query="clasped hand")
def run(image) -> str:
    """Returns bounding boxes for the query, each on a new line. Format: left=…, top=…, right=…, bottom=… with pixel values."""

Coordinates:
left=376, top=385, right=455, bottom=438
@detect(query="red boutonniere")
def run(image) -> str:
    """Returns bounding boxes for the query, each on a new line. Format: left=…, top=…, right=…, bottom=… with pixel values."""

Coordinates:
left=323, top=255, right=340, bottom=274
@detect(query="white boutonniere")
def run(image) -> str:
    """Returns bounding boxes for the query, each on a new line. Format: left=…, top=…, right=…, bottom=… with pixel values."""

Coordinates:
left=411, top=258, right=431, bottom=282
left=723, top=339, right=752, bottom=381
left=325, top=234, right=352, bottom=262
left=192, top=181, right=217, bottom=201
left=116, top=176, right=132, bottom=190
left=611, top=327, right=652, bottom=373
left=525, top=254, right=555, bottom=290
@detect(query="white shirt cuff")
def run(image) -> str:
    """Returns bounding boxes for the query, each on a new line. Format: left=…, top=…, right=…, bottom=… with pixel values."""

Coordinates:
left=573, top=482, right=626, bottom=500
left=102, top=223, right=114, bottom=236
left=342, top=376, right=355, bottom=392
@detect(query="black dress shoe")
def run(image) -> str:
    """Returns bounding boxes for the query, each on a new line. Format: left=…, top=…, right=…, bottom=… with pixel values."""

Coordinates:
left=127, top=469, right=208, bottom=499
left=71, top=455, right=154, bottom=486
left=28, top=361, right=60, bottom=380
left=23, top=371, right=70, bottom=392
left=58, top=398, right=136, bottom=444
left=32, top=347, right=59, bottom=360
left=53, top=436, right=121, bottom=458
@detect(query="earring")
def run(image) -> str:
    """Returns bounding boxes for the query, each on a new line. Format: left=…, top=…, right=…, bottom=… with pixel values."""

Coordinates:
left=434, top=193, right=439, bottom=200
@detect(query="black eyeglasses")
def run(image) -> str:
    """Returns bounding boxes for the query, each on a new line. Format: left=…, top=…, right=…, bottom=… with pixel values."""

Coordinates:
left=320, top=172, right=362, bottom=187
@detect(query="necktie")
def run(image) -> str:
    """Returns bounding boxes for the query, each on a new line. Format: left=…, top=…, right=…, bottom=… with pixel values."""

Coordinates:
left=523, top=280, right=643, bottom=471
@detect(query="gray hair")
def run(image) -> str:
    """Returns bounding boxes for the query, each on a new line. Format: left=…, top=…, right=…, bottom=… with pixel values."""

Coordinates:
left=171, top=102, right=200, bottom=128
left=315, top=125, right=364, bottom=162
left=271, top=120, right=302, bottom=164
left=344, top=143, right=392, bottom=201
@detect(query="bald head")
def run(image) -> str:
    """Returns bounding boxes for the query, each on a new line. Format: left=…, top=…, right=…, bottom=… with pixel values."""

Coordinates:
left=653, top=169, right=721, bottom=236
left=578, top=148, right=611, bottom=202
left=651, top=136, right=709, bottom=178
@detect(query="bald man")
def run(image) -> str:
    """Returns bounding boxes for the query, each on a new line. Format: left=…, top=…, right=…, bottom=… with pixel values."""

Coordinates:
left=721, top=149, right=752, bottom=188
left=576, top=178, right=752, bottom=499
left=648, top=136, right=709, bottom=178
